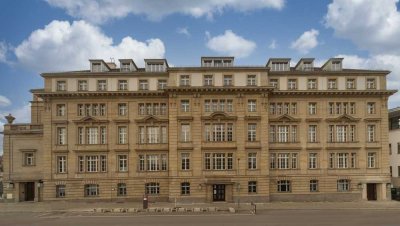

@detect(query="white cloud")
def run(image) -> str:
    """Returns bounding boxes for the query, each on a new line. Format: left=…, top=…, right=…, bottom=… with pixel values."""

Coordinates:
left=45, top=0, right=285, bottom=24
left=325, top=0, right=400, bottom=55
left=177, top=27, right=190, bottom=37
left=0, top=95, right=11, bottom=107
left=268, top=39, right=277, bottom=49
left=0, top=41, right=8, bottom=63
left=206, top=30, right=256, bottom=58
left=290, top=29, right=319, bottom=54
left=14, top=20, right=165, bottom=72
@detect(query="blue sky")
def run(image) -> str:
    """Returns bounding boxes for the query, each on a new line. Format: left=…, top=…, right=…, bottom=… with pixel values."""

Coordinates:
left=1, top=0, right=400, bottom=153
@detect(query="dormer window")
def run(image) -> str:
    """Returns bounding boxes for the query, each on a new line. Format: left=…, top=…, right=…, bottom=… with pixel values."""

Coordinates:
left=303, top=62, right=313, bottom=71
left=147, top=63, right=164, bottom=72
left=271, top=62, right=289, bottom=71
left=92, top=63, right=101, bottom=72
left=214, top=60, right=222, bottom=67
left=332, top=61, right=341, bottom=71
left=57, top=81, right=66, bottom=91
left=201, top=57, right=234, bottom=67
left=121, top=63, right=130, bottom=72
left=203, top=60, right=212, bottom=67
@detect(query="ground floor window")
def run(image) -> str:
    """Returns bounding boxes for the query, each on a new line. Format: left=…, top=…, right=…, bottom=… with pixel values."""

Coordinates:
left=277, top=180, right=291, bottom=192
left=117, top=183, right=127, bottom=196
left=309, top=180, right=318, bottom=192
left=181, top=182, right=190, bottom=195
left=85, top=184, right=99, bottom=197
left=248, top=181, right=257, bottom=193
left=337, top=179, right=350, bottom=192
left=56, top=185, right=65, bottom=198
left=145, top=183, right=160, bottom=195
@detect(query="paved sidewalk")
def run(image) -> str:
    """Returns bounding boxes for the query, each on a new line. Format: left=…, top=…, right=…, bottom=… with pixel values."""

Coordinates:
left=0, top=200, right=399, bottom=213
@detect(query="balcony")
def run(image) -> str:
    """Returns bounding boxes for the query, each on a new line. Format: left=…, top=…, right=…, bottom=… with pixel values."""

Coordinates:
left=3, top=124, right=43, bottom=135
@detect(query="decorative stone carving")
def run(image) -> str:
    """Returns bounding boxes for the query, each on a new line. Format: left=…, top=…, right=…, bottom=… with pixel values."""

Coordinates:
left=5, top=113, right=15, bottom=124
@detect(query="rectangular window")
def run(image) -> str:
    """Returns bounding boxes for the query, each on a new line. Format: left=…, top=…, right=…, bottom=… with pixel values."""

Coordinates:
left=118, top=103, right=128, bottom=116
left=118, top=126, right=127, bottom=144
left=78, top=80, right=88, bottom=91
left=367, top=102, right=376, bottom=114
left=139, top=80, right=148, bottom=90
left=86, top=155, right=99, bottom=172
left=57, top=156, right=67, bottom=173
left=346, top=79, right=355, bottom=89
left=367, top=125, right=376, bottom=142
left=307, top=79, right=317, bottom=89
left=309, top=153, right=317, bottom=169
left=180, top=124, right=191, bottom=142
left=97, top=80, right=107, bottom=91
left=181, top=100, right=190, bottom=112
left=204, top=153, right=233, bottom=170
left=87, top=127, right=98, bottom=144
left=145, top=183, right=160, bottom=195
left=367, top=152, right=376, bottom=168
left=247, top=75, right=257, bottom=86
left=308, top=125, right=317, bottom=143
left=248, top=100, right=257, bottom=112
left=117, top=183, right=127, bottom=196
left=310, top=180, right=318, bottom=192
left=308, top=103, right=317, bottom=115
left=247, top=123, right=257, bottom=142
left=118, top=80, right=128, bottom=91
left=24, top=152, right=35, bottom=166
left=157, top=79, right=167, bottom=90
left=248, top=181, right=257, bottom=193
left=85, top=184, right=99, bottom=196
left=181, top=153, right=190, bottom=170
left=78, top=156, right=84, bottom=172
left=224, top=75, right=233, bottom=86
left=57, top=127, right=66, bottom=145
left=277, top=180, right=291, bottom=192
left=56, top=185, right=66, bottom=198
left=180, top=75, right=190, bottom=86
left=328, top=79, right=337, bottom=89
left=56, top=104, right=66, bottom=116
left=204, top=75, right=213, bottom=86
left=269, top=79, right=279, bottom=88
left=337, top=179, right=350, bottom=192
left=181, top=182, right=190, bottom=195
left=288, top=79, right=297, bottom=90
left=118, top=155, right=128, bottom=172
left=248, top=153, right=257, bottom=170
left=57, top=81, right=66, bottom=91
left=366, top=78, right=376, bottom=89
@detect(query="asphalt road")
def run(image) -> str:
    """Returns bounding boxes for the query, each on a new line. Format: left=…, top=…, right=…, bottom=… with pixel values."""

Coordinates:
left=1, top=209, right=400, bottom=226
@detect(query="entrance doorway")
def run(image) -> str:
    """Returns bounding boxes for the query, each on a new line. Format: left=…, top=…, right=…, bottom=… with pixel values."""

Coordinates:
left=213, top=184, right=225, bottom=201
left=367, top=183, right=377, bottom=201
left=20, top=182, right=35, bottom=201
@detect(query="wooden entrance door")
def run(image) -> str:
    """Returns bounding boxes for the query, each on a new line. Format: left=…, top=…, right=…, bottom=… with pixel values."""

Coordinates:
left=213, top=184, right=225, bottom=201
left=25, top=182, right=35, bottom=201
left=367, top=183, right=377, bottom=201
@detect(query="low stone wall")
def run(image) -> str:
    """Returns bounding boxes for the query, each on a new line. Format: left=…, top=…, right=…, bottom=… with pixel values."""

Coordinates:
left=270, top=193, right=361, bottom=202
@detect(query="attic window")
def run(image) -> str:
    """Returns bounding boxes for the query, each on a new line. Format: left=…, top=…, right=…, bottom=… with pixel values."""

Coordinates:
left=147, top=63, right=164, bottom=72
left=214, top=60, right=222, bottom=67
left=271, top=62, right=288, bottom=71
left=121, top=63, right=130, bottom=72
left=303, top=62, right=313, bottom=71
left=203, top=60, right=212, bottom=67
left=92, top=63, right=101, bottom=72
left=332, top=61, right=341, bottom=71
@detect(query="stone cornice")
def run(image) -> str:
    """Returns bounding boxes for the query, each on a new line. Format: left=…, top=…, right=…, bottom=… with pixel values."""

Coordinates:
left=165, top=86, right=274, bottom=93
left=271, top=90, right=397, bottom=96
left=35, top=91, right=166, bottom=98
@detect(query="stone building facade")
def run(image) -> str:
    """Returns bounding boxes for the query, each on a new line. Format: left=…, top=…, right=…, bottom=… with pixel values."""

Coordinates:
left=1, top=57, right=396, bottom=202
left=388, top=108, right=400, bottom=187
